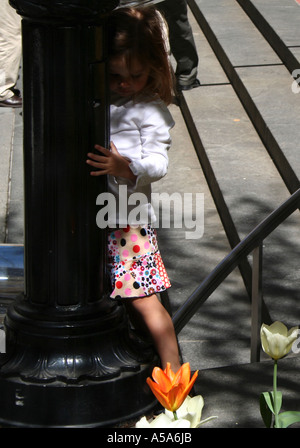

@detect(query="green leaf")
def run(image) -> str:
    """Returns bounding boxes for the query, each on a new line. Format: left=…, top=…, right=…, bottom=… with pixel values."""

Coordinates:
left=274, top=390, right=282, bottom=414
left=278, top=411, right=300, bottom=428
left=260, top=391, right=283, bottom=427
left=260, top=393, right=273, bottom=427
left=261, top=391, right=275, bottom=413
left=261, top=391, right=282, bottom=413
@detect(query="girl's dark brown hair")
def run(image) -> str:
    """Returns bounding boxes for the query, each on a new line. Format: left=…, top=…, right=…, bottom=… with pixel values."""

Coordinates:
left=107, top=6, right=174, bottom=104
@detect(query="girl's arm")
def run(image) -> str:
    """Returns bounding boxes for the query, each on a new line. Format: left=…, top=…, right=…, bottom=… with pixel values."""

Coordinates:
left=128, top=103, right=174, bottom=187
left=86, top=141, right=137, bottom=181
left=87, top=101, right=174, bottom=185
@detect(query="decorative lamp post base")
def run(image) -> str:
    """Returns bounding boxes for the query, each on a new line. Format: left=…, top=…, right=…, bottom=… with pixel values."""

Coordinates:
left=0, top=295, right=158, bottom=427
left=0, top=370, right=157, bottom=428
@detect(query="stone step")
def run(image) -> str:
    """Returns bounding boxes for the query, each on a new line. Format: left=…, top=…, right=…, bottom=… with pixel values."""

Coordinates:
left=236, top=0, right=300, bottom=73
left=184, top=2, right=300, bottom=252
left=188, top=0, right=300, bottom=193
left=163, top=1, right=300, bottom=370
left=194, top=354, right=300, bottom=427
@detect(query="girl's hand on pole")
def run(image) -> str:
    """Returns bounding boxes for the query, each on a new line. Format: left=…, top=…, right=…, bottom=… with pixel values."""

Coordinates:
left=86, top=141, right=136, bottom=180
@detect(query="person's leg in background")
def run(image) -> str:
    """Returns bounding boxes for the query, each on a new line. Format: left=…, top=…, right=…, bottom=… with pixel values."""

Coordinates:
left=158, top=0, right=200, bottom=91
left=0, top=0, right=22, bottom=108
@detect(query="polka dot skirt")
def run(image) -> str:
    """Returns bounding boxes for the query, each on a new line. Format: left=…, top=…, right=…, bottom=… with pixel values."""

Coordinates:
left=107, top=225, right=171, bottom=300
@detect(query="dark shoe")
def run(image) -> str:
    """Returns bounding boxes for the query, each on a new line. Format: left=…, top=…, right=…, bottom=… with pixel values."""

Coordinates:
left=12, top=88, right=21, bottom=97
left=0, top=95, right=22, bottom=108
left=177, top=79, right=201, bottom=92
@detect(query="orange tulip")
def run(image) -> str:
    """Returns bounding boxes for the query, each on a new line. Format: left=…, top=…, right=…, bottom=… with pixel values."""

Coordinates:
left=146, top=362, right=198, bottom=413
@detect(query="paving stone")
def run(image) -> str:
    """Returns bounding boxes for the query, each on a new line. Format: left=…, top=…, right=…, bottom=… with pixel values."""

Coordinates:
left=5, top=110, right=23, bottom=244
left=0, top=110, right=15, bottom=243
left=235, top=64, right=300, bottom=180
left=194, top=355, right=300, bottom=428
left=240, top=0, right=300, bottom=47
left=183, top=84, right=292, bottom=237
left=192, top=0, right=281, bottom=66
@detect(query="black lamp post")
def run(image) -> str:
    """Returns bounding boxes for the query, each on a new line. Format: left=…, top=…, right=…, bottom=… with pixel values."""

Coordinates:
left=0, top=0, right=157, bottom=427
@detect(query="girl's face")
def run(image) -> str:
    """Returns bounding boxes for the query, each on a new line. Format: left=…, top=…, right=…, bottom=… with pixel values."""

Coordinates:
left=109, top=55, right=150, bottom=98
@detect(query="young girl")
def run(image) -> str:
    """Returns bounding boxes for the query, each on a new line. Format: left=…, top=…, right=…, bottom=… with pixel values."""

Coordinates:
left=86, top=6, right=181, bottom=373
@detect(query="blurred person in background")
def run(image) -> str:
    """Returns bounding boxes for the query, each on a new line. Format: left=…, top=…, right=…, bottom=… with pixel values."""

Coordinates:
left=158, top=0, right=200, bottom=91
left=0, top=0, right=22, bottom=108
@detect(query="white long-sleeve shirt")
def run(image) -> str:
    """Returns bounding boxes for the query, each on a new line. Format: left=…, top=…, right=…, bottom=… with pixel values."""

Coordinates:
left=107, top=94, right=175, bottom=226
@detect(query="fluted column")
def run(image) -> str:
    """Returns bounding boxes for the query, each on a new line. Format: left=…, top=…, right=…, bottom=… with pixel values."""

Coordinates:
left=0, top=0, right=157, bottom=428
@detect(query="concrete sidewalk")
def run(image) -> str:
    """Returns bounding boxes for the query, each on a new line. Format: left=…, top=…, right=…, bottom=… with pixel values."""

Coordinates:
left=0, top=0, right=300, bottom=428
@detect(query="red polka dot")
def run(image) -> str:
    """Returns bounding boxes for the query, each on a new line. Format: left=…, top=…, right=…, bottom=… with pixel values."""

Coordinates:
left=133, top=245, right=141, bottom=253
left=123, top=225, right=130, bottom=232
left=116, top=281, right=123, bottom=289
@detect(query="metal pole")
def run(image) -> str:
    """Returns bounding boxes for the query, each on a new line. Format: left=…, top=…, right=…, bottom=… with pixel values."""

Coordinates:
left=0, top=0, right=157, bottom=427
left=250, top=244, right=263, bottom=362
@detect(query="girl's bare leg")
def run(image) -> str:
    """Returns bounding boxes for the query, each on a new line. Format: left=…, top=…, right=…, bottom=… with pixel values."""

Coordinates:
left=126, top=294, right=181, bottom=372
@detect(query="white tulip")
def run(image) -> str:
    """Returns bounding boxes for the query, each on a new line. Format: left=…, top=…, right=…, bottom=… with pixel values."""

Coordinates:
left=260, top=321, right=298, bottom=360
left=135, top=395, right=217, bottom=428
left=135, top=413, right=191, bottom=428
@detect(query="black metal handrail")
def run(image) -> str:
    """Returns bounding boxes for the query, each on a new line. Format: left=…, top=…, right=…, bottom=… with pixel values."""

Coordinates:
left=172, top=188, right=300, bottom=361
